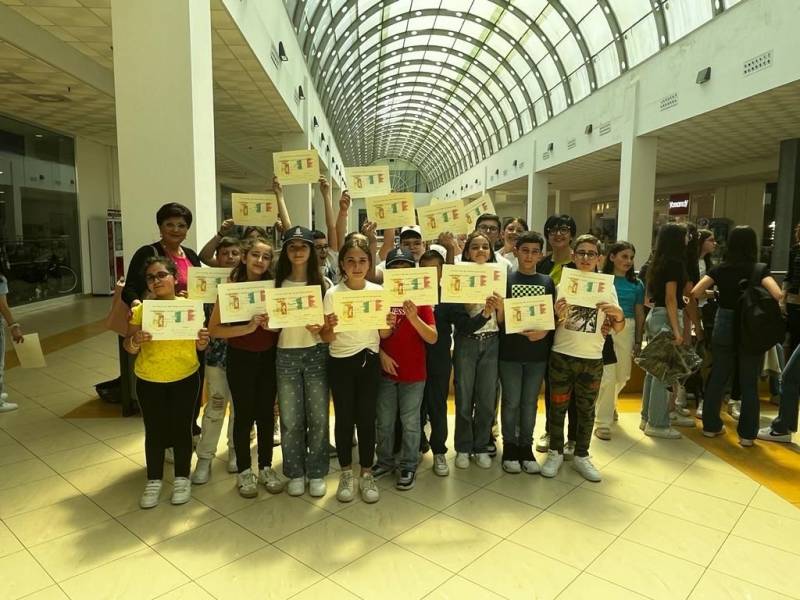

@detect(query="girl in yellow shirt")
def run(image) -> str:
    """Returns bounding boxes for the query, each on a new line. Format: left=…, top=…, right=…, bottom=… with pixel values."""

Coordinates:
left=125, top=257, right=209, bottom=509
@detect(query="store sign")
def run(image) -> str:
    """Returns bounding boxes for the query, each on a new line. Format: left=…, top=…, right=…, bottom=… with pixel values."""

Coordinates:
left=668, top=194, right=690, bottom=215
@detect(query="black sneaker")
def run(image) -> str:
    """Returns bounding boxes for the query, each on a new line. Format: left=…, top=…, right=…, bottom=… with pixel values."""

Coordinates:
left=395, top=470, right=416, bottom=490
left=487, top=435, right=497, bottom=458
left=419, top=436, right=431, bottom=455
left=371, top=463, right=394, bottom=480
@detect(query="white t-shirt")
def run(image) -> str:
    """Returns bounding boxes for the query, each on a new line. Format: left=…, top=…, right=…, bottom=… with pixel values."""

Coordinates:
left=454, top=253, right=513, bottom=274
left=323, top=281, right=382, bottom=358
left=552, top=285, right=619, bottom=360
left=276, top=279, right=324, bottom=349
left=498, top=249, right=518, bottom=272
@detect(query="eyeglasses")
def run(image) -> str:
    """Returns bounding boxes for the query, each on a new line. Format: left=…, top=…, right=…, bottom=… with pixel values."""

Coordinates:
left=574, top=251, right=599, bottom=259
left=477, top=224, right=499, bottom=233
left=548, top=226, right=572, bottom=236
left=315, top=244, right=329, bottom=251
left=145, top=271, right=172, bottom=283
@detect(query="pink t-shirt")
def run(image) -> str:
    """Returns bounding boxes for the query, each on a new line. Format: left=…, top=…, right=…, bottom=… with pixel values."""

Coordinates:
left=169, top=253, right=191, bottom=294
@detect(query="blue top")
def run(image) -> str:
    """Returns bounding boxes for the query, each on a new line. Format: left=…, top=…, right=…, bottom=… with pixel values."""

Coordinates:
left=614, top=276, right=644, bottom=319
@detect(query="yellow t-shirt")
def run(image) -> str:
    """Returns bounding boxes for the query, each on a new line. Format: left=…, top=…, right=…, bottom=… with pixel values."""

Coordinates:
left=130, top=304, right=199, bottom=383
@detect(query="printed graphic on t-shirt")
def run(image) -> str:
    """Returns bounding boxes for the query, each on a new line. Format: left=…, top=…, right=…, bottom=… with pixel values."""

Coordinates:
left=564, top=305, right=599, bottom=333
left=511, top=283, right=546, bottom=298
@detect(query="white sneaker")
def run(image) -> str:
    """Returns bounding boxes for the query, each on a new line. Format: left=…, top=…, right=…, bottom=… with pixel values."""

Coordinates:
left=0, top=392, right=7, bottom=400
left=702, top=426, right=726, bottom=438
left=226, top=449, right=238, bottom=473
left=696, top=400, right=704, bottom=419
left=739, top=438, right=754, bottom=447
left=191, top=457, right=212, bottom=484
left=455, top=452, right=470, bottom=469
left=336, top=470, right=355, bottom=502
left=287, top=477, right=305, bottom=496
left=309, top=478, right=326, bottom=498
left=359, top=473, right=380, bottom=504
left=502, top=460, right=521, bottom=474
left=433, top=454, right=449, bottom=477
left=572, top=456, right=601, bottom=482
left=670, top=412, right=695, bottom=427
left=272, top=420, right=281, bottom=446
left=675, top=386, right=688, bottom=409
left=474, top=452, right=492, bottom=469
left=139, top=479, right=162, bottom=509
left=171, top=477, right=191, bottom=505
left=563, top=441, right=576, bottom=461
left=535, top=433, right=550, bottom=453
left=164, top=448, right=174, bottom=464
left=237, top=469, right=258, bottom=498
left=757, top=426, right=792, bottom=443
left=259, top=466, right=284, bottom=494
left=645, top=424, right=682, bottom=439
left=522, top=459, right=541, bottom=474
left=0, top=399, right=19, bottom=412
left=639, top=418, right=647, bottom=431
left=675, top=406, right=691, bottom=417
left=540, top=450, right=564, bottom=478
left=728, top=400, right=741, bottom=421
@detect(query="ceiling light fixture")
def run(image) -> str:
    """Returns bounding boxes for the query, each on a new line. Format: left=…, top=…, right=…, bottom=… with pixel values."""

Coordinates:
left=298, top=85, right=305, bottom=100
left=278, top=42, right=288, bottom=61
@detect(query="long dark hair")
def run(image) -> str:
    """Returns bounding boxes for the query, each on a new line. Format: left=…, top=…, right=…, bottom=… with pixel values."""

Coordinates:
left=684, top=222, right=700, bottom=284
left=229, top=237, right=273, bottom=283
left=460, top=231, right=497, bottom=263
left=698, top=228, right=714, bottom=273
left=648, top=223, right=687, bottom=297
left=338, top=237, right=372, bottom=278
left=275, top=238, right=326, bottom=294
left=603, top=241, right=638, bottom=283
left=724, top=225, right=758, bottom=265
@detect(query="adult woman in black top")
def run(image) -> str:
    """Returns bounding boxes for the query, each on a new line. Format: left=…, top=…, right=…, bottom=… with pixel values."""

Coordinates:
left=783, top=223, right=800, bottom=356
left=120, top=203, right=203, bottom=428
left=691, top=226, right=783, bottom=445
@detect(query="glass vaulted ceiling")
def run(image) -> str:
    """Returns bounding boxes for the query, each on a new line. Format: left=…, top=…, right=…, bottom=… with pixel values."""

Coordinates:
left=284, top=0, right=738, bottom=189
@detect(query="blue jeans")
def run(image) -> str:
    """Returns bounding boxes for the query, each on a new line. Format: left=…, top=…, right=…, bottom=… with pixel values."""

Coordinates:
left=499, top=360, right=547, bottom=448
left=453, top=334, right=499, bottom=453
left=702, top=309, right=762, bottom=439
left=772, top=344, right=800, bottom=433
left=276, top=344, right=330, bottom=479
left=375, top=378, right=425, bottom=472
left=641, top=307, right=682, bottom=428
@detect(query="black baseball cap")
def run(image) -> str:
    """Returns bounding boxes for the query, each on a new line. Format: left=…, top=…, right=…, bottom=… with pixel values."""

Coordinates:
left=386, top=248, right=416, bottom=267
left=282, top=226, right=314, bottom=246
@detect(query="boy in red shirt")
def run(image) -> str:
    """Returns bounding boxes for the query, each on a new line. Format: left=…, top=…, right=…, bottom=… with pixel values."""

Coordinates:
left=374, top=248, right=438, bottom=490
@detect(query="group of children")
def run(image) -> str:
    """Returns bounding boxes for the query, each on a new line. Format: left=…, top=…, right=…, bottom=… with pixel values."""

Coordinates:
left=121, top=176, right=797, bottom=509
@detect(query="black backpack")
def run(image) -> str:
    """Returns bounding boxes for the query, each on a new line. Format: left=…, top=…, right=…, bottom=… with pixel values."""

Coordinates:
left=737, top=263, right=785, bottom=355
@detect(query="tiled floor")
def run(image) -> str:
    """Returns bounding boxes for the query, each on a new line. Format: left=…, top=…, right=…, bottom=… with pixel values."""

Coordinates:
left=1, top=330, right=800, bottom=599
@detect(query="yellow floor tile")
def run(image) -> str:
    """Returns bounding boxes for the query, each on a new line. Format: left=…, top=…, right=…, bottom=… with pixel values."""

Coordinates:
left=0, top=475, right=80, bottom=519
left=191, top=475, right=273, bottom=516
left=548, top=487, right=644, bottom=535
left=290, top=579, right=359, bottom=600
left=673, top=462, right=760, bottom=504
left=336, top=488, right=436, bottom=539
left=29, top=519, right=145, bottom=582
left=509, top=511, right=615, bottom=570
left=3, top=495, right=111, bottom=547
left=448, top=460, right=506, bottom=487
left=59, top=548, right=188, bottom=600
left=692, top=450, right=752, bottom=479
left=749, top=485, right=800, bottom=520
left=153, top=517, right=266, bottom=579
left=485, top=470, right=575, bottom=509
left=384, top=470, right=480, bottom=511
left=711, top=536, right=800, bottom=598
left=0, top=521, right=23, bottom=559
left=461, top=540, right=579, bottom=600
left=117, top=498, right=222, bottom=545
left=0, top=550, right=55, bottom=600
left=39, top=441, right=123, bottom=474
left=443, top=488, right=541, bottom=537
left=649, top=485, right=746, bottom=532
left=607, top=450, right=689, bottom=483
left=629, top=434, right=706, bottom=464
left=621, top=509, right=727, bottom=566
left=587, top=538, right=705, bottom=600
left=689, top=569, right=794, bottom=600
left=275, top=515, right=385, bottom=575
left=558, top=573, right=649, bottom=599
left=731, top=506, right=800, bottom=556
left=227, top=492, right=328, bottom=542
left=577, top=465, right=669, bottom=507
left=19, top=586, right=70, bottom=599
left=155, top=582, right=216, bottom=600
left=22, top=428, right=98, bottom=456
left=394, top=513, right=501, bottom=572
left=424, top=575, right=505, bottom=600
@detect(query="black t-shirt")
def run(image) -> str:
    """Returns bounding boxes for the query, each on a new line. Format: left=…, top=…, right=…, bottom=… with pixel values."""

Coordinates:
left=499, top=271, right=555, bottom=363
left=650, top=258, right=687, bottom=309
left=708, top=262, right=770, bottom=309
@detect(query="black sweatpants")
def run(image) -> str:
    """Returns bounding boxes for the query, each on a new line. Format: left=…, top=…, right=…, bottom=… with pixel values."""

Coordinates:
left=544, top=369, right=577, bottom=441
left=422, top=364, right=451, bottom=455
left=137, top=371, right=201, bottom=480
left=226, top=346, right=277, bottom=473
left=329, top=350, right=379, bottom=469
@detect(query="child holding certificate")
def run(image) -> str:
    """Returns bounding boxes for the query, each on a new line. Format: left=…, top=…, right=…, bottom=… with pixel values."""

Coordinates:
left=207, top=238, right=282, bottom=498
left=321, top=237, right=393, bottom=503
left=373, top=248, right=437, bottom=490
left=453, top=231, right=503, bottom=470
left=274, top=226, right=332, bottom=498
left=496, top=232, right=555, bottom=474
left=125, top=257, right=210, bottom=509
left=543, top=235, right=624, bottom=482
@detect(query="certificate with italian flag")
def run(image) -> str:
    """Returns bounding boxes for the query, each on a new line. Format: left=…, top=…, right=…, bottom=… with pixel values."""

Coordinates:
left=232, top=193, right=278, bottom=226
left=142, top=299, right=204, bottom=340
left=187, top=267, right=232, bottom=302
left=273, top=149, right=320, bottom=184
left=463, top=194, right=496, bottom=229
left=217, top=281, right=273, bottom=323
left=265, top=285, right=324, bottom=328
left=416, top=200, right=467, bottom=240
left=331, top=290, right=389, bottom=331
left=347, top=166, right=391, bottom=198
left=365, top=193, right=416, bottom=230
left=440, top=263, right=506, bottom=304
left=382, top=266, right=439, bottom=307
left=503, top=295, right=555, bottom=333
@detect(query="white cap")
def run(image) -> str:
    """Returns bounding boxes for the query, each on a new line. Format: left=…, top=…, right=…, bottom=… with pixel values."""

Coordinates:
left=400, top=225, right=422, bottom=238
left=429, top=244, right=447, bottom=261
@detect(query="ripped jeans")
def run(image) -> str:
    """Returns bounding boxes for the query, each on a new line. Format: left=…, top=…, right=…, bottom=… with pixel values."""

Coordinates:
left=195, top=365, right=234, bottom=460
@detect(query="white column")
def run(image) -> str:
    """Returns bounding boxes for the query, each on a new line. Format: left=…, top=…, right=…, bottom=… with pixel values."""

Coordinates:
left=111, top=0, right=217, bottom=265
left=617, top=135, right=658, bottom=260
left=528, top=171, right=549, bottom=233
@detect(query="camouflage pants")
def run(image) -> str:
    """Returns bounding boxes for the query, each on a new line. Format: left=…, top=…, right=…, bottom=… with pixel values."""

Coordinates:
left=548, top=351, right=603, bottom=457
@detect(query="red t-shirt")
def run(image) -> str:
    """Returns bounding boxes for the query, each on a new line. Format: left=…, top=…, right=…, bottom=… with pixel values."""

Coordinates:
left=380, top=305, right=435, bottom=383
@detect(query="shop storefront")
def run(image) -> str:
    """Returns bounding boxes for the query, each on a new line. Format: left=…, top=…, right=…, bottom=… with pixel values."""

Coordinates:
left=0, top=116, right=82, bottom=306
